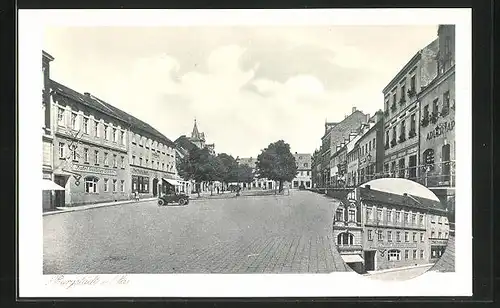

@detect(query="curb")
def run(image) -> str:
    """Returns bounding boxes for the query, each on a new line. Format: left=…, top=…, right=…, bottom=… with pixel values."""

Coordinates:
left=42, top=198, right=157, bottom=216
left=363, top=263, right=434, bottom=276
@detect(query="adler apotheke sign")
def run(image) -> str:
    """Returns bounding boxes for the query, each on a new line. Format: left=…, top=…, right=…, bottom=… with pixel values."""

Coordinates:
left=72, top=164, right=117, bottom=176
left=426, top=120, right=455, bottom=140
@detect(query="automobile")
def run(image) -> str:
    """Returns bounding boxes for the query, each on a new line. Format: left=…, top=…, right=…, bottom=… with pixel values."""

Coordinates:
left=299, top=184, right=306, bottom=190
left=158, top=192, right=190, bottom=206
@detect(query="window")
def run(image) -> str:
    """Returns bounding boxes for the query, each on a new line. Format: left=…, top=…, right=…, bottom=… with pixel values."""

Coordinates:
left=387, top=231, right=392, bottom=242
left=304, top=163, right=308, bottom=168
left=139, top=157, right=143, bottom=166
left=94, top=120, right=100, bottom=137
left=132, top=155, right=136, bottom=165
left=413, top=232, right=417, bottom=242
left=405, top=250, right=409, bottom=259
left=120, top=131, right=125, bottom=145
left=162, top=162, right=165, bottom=170
left=368, top=229, right=373, bottom=241
left=431, top=231, right=436, bottom=238
left=412, top=250, right=417, bottom=259
left=113, top=128, right=118, bottom=142
left=400, top=120, right=406, bottom=140
left=385, top=130, right=389, bottom=147
left=348, top=209, right=355, bottom=222
left=112, top=179, right=117, bottom=192
left=104, top=152, right=109, bottom=166
left=71, top=112, right=78, bottom=130
left=444, top=232, right=448, bottom=239
left=372, top=137, right=376, bottom=150
left=410, top=75, right=416, bottom=91
left=376, top=209, right=382, bottom=222
left=400, top=84, right=406, bottom=101
left=386, top=210, right=392, bottom=223
left=120, top=180, right=125, bottom=192
left=83, top=117, right=89, bottom=134
left=405, top=232, right=409, bottom=242
left=423, top=149, right=435, bottom=171
left=58, top=142, right=65, bottom=158
left=84, top=176, right=98, bottom=193
left=410, top=114, right=416, bottom=132
left=84, top=148, right=89, bottom=163
left=113, top=154, right=117, bottom=168
left=369, top=140, right=372, bottom=151
left=104, top=179, right=109, bottom=192
left=337, top=232, right=354, bottom=246
left=442, top=91, right=451, bottom=116
left=420, top=250, right=424, bottom=259
left=120, top=156, right=125, bottom=168
left=396, top=231, right=401, bottom=242
left=335, top=208, right=344, bottom=221
left=392, top=92, right=397, bottom=106
left=420, top=233, right=424, bottom=242
left=388, top=249, right=401, bottom=261
left=395, top=211, right=401, bottom=222
left=146, top=159, right=149, bottom=166
left=433, top=98, right=439, bottom=114
left=377, top=230, right=383, bottom=241
left=424, top=104, right=429, bottom=119
left=94, top=150, right=99, bottom=165
left=104, top=124, right=109, bottom=140
left=438, top=232, right=442, bottom=238
left=404, top=212, right=409, bottom=223
left=398, top=158, right=405, bottom=178
left=411, top=214, right=416, bottom=225
left=392, top=126, right=397, bottom=142
left=57, top=107, right=65, bottom=126
left=420, top=214, right=425, bottom=226
left=71, top=145, right=78, bottom=161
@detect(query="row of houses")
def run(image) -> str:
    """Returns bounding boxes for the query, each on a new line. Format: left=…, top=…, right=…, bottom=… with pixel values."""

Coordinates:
left=41, top=51, right=211, bottom=210
left=311, top=24, right=456, bottom=205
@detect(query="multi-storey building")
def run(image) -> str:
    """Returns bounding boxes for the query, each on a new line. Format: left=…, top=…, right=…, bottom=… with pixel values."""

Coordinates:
left=238, top=157, right=276, bottom=190
left=356, top=112, right=385, bottom=184
left=291, top=153, right=312, bottom=189
left=311, top=149, right=322, bottom=188
left=346, top=142, right=360, bottom=188
left=333, top=184, right=450, bottom=273
left=318, top=107, right=369, bottom=187
left=45, top=51, right=178, bottom=207
left=382, top=39, right=439, bottom=181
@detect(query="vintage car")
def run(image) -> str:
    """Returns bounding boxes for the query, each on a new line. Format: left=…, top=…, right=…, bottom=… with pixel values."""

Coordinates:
left=158, top=192, right=190, bottom=206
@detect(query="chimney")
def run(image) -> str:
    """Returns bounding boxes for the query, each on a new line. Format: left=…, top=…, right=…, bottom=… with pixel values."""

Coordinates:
left=84, top=92, right=91, bottom=96
left=365, top=185, right=371, bottom=189
left=366, top=114, right=371, bottom=123
left=403, top=193, right=408, bottom=196
left=352, top=107, right=357, bottom=113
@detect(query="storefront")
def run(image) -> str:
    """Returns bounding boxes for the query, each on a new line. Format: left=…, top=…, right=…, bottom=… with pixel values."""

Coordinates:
left=130, top=166, right=178, bottom=198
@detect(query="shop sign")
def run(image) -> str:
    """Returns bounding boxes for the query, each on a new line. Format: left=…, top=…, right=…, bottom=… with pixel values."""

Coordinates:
left=426, top=120, right=455, bottom=140
left=72, top=164, right=117, bottom=176
left=131, top=167, right=149, bottom=176
left=376, top=242, right=417, bottom=249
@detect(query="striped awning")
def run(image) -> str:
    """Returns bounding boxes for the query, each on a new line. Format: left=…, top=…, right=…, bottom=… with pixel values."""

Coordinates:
left=42, top=179, right=65, bottom=191
left=162, top=178, right=182, bottom=186
left=341, top=254, right=364, bottom=263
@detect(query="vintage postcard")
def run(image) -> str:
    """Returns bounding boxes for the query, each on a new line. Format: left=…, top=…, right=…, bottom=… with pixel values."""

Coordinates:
left=18, top=8, right=472, bottom=297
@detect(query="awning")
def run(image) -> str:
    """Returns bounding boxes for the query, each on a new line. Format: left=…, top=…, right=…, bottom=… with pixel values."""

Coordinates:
left=42, top=179, right=65, bottom=191
left=341, top=254, right=364, bottom=263
left=162, top=178, right=182, bottom=186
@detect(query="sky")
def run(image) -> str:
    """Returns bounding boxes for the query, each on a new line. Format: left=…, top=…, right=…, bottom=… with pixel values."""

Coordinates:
left=43, top=25, right=438, bottom=158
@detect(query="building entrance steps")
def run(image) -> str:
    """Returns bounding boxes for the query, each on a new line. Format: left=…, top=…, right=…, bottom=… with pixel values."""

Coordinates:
left=42, top=197, right=157, bottom=216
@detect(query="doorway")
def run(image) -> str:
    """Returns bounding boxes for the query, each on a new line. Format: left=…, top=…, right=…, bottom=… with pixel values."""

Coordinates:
left=364, top=250, right=376, bottom=271
left=152, top=178, right=159, bottom=197
left=53, top=175, right=66, bottom=207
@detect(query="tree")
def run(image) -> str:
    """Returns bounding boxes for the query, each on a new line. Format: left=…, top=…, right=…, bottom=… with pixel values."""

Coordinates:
left=256, top=140, right=298, bottom=193
left=217, top=153, right=239, bottom=189
left=237, top=164, right=254, bottom=186
left=177, top=146, right=213, bottom=197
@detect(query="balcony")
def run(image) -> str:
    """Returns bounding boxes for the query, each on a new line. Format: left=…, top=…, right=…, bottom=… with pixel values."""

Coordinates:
left=398, top=134, right=406, bottom=144
left=399, top=97, right=406, bottom=106
left=430, top=112, right=439, bottom=124
left=420, top=116, right=430, bottom=127
left=407, top=88, right=416, bottom=97
left=390, top=139, right=397, bottom=148
left=390, top=103, right=397, bottom=112
left=409, top=129, right=417, bottom=139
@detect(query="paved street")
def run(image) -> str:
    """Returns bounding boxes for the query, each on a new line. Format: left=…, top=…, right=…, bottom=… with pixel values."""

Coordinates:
left=43, top=190, right=350, bottom=274
left=365, top=264, right=434, bottom=281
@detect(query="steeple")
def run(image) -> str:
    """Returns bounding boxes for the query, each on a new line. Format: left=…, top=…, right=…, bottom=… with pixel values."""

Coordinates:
left=191, top=118, right=201, bottom=140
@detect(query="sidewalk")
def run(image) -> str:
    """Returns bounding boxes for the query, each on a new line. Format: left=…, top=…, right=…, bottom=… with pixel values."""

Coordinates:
left=42, top=197, right=157, bottom=216
left=363, top=263, right=434, bottom=276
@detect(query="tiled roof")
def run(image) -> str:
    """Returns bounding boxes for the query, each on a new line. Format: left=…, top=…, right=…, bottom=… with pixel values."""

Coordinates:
left=50, top=79, right=175, bottom=147
left=359, top=186, right=447, bottom=213
left=174, top=135, right=198, bottom=152
left=430, top=235, right=455, bottom=272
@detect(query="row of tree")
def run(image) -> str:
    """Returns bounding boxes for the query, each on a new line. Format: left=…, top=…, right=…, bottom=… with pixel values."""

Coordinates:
left=177, top=140, right=299, bottom=195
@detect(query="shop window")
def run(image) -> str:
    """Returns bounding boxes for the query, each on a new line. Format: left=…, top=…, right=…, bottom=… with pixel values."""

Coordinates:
left=423, top=149, right=435, bottom=172
left=388, top=249, right=401, bottom=261
left=85, top=176, right=98, bottom=193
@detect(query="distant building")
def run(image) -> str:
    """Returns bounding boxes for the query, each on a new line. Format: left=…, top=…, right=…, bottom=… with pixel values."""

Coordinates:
left=355, top=112, right=385, bottom=184
left=238, top=157, right=276, bottom=190
left=291, top=153, right=312, bottom=189
left=188, top=119, right=215, bottom=155
left=318, top=107, right=369, bottom=187
left=333, top=184, right=450, bottom=273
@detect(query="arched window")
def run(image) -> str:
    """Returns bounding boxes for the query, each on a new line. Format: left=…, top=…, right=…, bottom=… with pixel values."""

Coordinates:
left=85, top=176, right=99, bottom=193
left=387, top=249, right=401, bottom=261
left=337, top=232, right=354, bottom=246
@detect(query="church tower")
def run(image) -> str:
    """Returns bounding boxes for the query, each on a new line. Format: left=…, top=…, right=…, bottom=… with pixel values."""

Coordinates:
left=190, top=119, right=206, bottom=149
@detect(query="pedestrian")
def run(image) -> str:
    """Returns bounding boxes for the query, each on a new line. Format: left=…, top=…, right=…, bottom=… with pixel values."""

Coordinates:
left=217, top=187, right=220, bottom=194
left=134, top=190, right=139, bottom=202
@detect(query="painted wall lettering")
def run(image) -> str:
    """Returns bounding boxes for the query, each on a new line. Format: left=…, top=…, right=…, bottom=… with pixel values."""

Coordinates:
left=426, top=120, right=455, bottom=140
